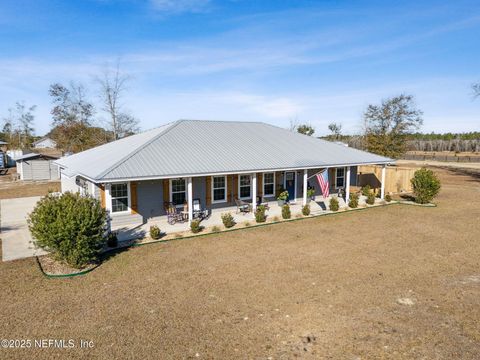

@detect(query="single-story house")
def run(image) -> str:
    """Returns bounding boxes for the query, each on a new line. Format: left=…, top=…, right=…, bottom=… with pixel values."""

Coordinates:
left=16, top=153, right=60, bottom=181
left=55, top=120, right=392, bottom=234
left=33, top=137, right=57, bottom=149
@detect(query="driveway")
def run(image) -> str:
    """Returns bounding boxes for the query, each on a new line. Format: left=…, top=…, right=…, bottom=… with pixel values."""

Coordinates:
left=1, top=196, right=46, bottom=261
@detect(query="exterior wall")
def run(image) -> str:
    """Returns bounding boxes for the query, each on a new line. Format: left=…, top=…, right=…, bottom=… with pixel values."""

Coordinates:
left=34, top=138, right=56, bottom=149
left=60, top=171, right=97, bottom=197
left=20, top=159, right=59, bottom=181
left=136, top=180, right=164, bottom=220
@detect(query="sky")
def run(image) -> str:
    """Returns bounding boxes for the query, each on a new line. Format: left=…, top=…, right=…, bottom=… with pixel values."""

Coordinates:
left=0, top=0, right=479, bottom=136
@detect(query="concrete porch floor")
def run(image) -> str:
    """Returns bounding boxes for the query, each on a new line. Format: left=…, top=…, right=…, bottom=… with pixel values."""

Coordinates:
left=113, top=194, right=380, bottom=242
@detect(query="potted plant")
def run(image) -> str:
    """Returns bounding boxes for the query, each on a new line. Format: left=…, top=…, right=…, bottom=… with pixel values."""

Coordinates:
left=277, top=190, right=289, bottom=206
left=307, top=188, right=315, bottom=202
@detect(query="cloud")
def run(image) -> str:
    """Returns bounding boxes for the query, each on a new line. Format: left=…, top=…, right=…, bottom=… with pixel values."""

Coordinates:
left=149, top=0, right=211, bottom=14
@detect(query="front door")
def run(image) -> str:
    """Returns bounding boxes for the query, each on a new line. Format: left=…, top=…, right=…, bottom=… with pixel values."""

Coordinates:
left=285, top=172, right=296, bottom=201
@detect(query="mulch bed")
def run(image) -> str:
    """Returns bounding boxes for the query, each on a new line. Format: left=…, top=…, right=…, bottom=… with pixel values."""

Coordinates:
left=37, top=254, right=98, bottom=276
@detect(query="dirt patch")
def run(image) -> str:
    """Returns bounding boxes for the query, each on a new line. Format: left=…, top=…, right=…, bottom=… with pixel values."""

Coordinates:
left=0, top=166, right=479, bottom=359
left=0, top=180, right=60, bottom=199
left=37, top=255, right=98, bottom=276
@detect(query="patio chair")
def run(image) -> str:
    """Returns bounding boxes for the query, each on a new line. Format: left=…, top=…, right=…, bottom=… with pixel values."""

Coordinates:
left=163, top=202, right=184, bottom=225
left=256, top=196, right=270, bottom=210
left=235, top=198, right=252, bottom=215
left=192, top=198, right=208, bottom=220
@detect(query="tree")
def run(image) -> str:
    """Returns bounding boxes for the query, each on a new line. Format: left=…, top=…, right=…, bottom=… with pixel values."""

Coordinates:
left=411, top=168, right=441, bottom=204
left=328, top=122, right=342, bottom=140
left=28, top=192, right=107, bottom=268
left=363, top=94, right=423, bottom=158
left=1, top=102, right=36, bottom=148
left=96, top=62, right=139, bottom=140
left=296, top=123, right=315, bottom=136
left=49, top=123, right=111, bottom=153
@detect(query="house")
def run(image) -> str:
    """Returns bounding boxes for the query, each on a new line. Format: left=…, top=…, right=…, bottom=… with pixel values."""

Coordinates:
left=55, top=120, right=392, bottom=236
left=33, top=137, right=57, bottom=149
left=16, top=153, right=60, bottom=181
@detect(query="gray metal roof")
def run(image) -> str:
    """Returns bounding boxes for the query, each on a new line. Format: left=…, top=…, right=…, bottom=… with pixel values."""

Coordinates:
left=15, top=153, right=59, bottom=161
left=55, top=120, right=392, bottom=182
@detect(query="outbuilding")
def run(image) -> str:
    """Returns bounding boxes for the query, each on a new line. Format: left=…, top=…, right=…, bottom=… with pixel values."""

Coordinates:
left=15, top=153, right=60, bottom=181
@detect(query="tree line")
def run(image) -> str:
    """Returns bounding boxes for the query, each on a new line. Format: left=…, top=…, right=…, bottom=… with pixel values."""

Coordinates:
left=0, top=61, right=139, bottom=153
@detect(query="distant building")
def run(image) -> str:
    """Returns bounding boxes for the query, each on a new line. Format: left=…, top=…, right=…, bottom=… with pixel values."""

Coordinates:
left=15, top=153, right=60, bottom=181
left=33, top=137, right=57, bottom=149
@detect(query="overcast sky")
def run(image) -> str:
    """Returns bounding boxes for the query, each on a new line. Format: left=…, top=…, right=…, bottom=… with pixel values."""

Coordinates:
left=0, top=0, right=479, bottom=136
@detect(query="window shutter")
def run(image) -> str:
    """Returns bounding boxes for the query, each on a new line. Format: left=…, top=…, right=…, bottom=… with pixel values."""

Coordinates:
left=275, top=172, right=282, bottom=196
left=99, top=184, right=106, bottom=209
left=206, top=176, right=211, bottom=206
left=163, top=179, right=169, bottom=203
left=233, top=175, right=238, bottom=200
left=227, top=175, right=233, bottom=203
left=130, top=182, right=138, bottom=214
left=257, top=173, right=263, bottom=197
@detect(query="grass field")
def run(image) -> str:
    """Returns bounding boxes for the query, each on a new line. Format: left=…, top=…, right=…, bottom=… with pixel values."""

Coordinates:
left=0, top=166, right=479, bottom=359
left=0, top=168, right=60, bottom=199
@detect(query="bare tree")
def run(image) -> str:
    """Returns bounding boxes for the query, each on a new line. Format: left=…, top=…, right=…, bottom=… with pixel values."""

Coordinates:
left=327, top=122, right=342, bottom=140
left=96, top=61, right=139, bottom=140
left=1, top=102, right=36, bottom=148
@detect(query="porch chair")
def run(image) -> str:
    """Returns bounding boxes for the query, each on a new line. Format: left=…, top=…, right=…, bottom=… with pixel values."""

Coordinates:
left=235, top=198, right=252, bottom=215
left=192, top=198, right=208, bottom=220
left=256, top=196, right=270, bottom=210
left=163, top=202, right=185, bottom=225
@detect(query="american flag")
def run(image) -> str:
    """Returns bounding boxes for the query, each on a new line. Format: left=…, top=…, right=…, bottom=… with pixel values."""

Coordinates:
left=316, top=170, right=330, bottom=198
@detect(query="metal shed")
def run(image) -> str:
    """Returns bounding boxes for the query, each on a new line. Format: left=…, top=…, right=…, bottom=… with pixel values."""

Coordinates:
left=15, top=153, right=60, bottom=181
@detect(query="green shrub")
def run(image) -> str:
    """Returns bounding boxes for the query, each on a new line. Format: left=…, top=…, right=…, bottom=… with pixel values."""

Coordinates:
left=307, top=188, right=315, bottom=198
left=28, top=192, right=107, bottom=268
left=302, top=204, right=310, bottom=216
left=282, top=204, right=291, bottom=219
left=255, top=205, right=267, bottom=223
left=149, top=225, right=161, bottom=239
left=411, top=167, right=441, bottom=204
left=211, top=225, right=220, bottom=233
left=385, top=194, right=392, bottom=202
left=106, top=232, right=118, bottom=247
left=190, top=219, right=203, bottom=233
left=348, top=193, right=359, bottom=208
left=329, top=197, right=339, bottom=211
left=277, top=191, right=289, bottom=201
left=361, top=185, right=372, bottom=196
left=366, top=192, right=376, bottom=205
left=221, top=213, right=235, bottom=228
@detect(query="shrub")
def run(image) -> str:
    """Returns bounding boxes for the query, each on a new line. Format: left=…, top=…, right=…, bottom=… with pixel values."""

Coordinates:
left=277, top=191, right=289, bottom=201
left=302, top=204, right=310, bottom=216
left=28, top=192, right=107, bottom=268
left=149, top=225, right=161, bottom=239
left=385, top=194, right=392, bottom=202
left=255, top=205, right=267, bottom=223
left=329, top=197, right=339, bottom=211
left=211, top=225, right=220, bottom=233
left=282, top=204, right=291, bottom=219
left=106, top=232, right=118, bottom=248
left=307, top=188, right=315, bottom=198
left=348, top=193, right=359, bottom=208
left=411, top=167, right=441, bottom=204
left=221, top=213, right=235, bottom=228
left=361, top=185, right=371, bottom=196
left=190, top=219, right=203, bottom=233
left=366, top=192, right=376, bottom=205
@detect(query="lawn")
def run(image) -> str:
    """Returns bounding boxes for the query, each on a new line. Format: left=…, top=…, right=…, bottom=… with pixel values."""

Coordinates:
left=0, top=167, right=479, bottom=359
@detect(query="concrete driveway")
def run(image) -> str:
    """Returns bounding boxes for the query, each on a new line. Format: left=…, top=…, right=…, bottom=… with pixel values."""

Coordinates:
left=1, top=196, right=46, bottom=261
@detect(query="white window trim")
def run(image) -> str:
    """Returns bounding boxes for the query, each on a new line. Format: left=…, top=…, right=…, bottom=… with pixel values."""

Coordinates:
left=283, top=171, right=297, bottom=200
left=238, top=174, right=252, bottom=200
left=211, top=175, right=227, bottom=204
left=335, top=167, right=346, bottom=189
left=106, top=182, right=131, bottom=215
left=169, top=178, right=188, bottom=208
left=263, top=172, right=275, bottom=197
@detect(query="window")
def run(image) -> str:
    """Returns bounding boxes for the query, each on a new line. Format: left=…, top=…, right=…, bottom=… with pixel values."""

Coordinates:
left=263, top=172, right=275, bottom=196
left=212, top=176, right=227, bottom=203
left=111, top=183, right=129, bottom=213
left=171, top=178, right=186, bottom=205
left=239, top=174, right=251, bottom=199
left=335, top=168, right=345, bottom=188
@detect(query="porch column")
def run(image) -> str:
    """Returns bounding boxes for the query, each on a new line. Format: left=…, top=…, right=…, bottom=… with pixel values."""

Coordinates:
left=302, top=169, right=308, bottom=205
left=345, top=166, right=351, bottom=203
left=187, top=177, right=193, bottom=224
left=252, top=173, right=257, bottom=214
left=380, top=164, right=386, bottom=199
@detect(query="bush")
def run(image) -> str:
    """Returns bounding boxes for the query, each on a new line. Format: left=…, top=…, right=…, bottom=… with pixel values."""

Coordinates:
left=255, top=205, right=267, bottom=223
left=348, top=193, right=359, bottom=208
left=361, top=185, right=372, bottom=196
left=329, top=197, right=339, bottom=211
left=221, top=213, right=235, bottom=228
left=190, top=219, right=203, bottom=233
left=302, top=204, right=310, bottom=216
left=282, top=204, right=291, bottom=219
left=149, top=225, right=161, bottom=239
left=366, top=192, right=376, bottom=205
left=385, top=194, right=392, bottom=202
left=106, top=232, right=118, bottom=248
left=411, top=167, right=441, bottom=204
left=211, top=225, right=220, bottom=232
left=28, top=192, right=107, bottom=268
left=307, top=188, right=315, bottom=198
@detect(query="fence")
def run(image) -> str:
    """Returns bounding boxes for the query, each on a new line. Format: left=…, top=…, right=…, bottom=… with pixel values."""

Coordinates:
left=357, top=165, right=416, bottom=194
left=403, top=153, right=480, bottom=163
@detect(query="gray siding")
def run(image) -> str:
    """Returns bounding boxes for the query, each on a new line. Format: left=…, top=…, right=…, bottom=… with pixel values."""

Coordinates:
left=21, top=159, right=59, bottom=181
left=136, top=180, right=164, bottom=221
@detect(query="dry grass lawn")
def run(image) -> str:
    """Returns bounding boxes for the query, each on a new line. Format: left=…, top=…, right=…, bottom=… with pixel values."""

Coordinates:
left=0, top=168, right=60, bottom=199
left=0, top=167, right=479, bottom=359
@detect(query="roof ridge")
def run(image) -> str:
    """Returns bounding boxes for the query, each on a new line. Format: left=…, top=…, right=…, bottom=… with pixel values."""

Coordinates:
left=179, top=119, right=264, bottom=124
left=97, top=119, right=183, bottom=180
